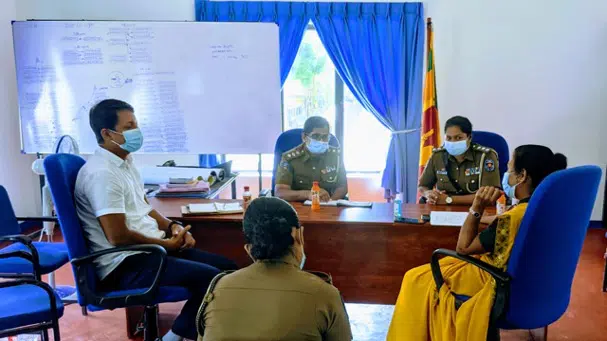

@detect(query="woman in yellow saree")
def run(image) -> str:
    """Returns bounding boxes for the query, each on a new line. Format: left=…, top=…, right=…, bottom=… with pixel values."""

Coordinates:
left=387, top=145, right=567, bottom=341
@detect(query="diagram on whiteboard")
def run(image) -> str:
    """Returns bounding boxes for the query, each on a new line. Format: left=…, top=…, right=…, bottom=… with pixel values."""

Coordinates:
left=12, top=21, right=282, bottom=154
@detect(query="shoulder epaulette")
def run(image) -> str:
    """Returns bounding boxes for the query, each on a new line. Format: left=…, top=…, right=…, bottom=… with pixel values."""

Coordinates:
left=473, top=144, right=492, bottom=153
left=328, top=145, right=341, bottom=154
left=432, top=147, right=445, bottom=153
left=282, top=144, right=305, bottom=161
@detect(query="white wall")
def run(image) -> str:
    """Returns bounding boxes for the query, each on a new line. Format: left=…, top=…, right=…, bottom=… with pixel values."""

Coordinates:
left=429, top=0, right=607, bottom=220
left=0, top=0, right=41, bottom=215
left=12, top=0, right=607, bottom=219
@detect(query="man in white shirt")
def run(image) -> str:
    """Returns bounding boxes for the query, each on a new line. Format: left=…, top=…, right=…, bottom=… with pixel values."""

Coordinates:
left=75, top=99, right=237, bottom=341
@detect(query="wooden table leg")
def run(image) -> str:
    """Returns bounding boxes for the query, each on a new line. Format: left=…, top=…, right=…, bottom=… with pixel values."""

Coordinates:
left=125, top=306, right=144, bottom=339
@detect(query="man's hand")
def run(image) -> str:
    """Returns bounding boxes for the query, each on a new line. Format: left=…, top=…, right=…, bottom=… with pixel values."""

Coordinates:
left=172, top=224, right=196, bottom=249
left=163, top=226, right=190, bottom=251
left=472, top=187, right=502, bottom=213
left=182, top=230, right=196, bottom=249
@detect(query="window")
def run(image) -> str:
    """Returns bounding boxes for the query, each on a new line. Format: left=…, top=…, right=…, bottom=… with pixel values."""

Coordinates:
left=283, top=30, right=336, bottom=133
left=343, top=87, right=392, bottom=172
left=226, top=25, right=391, bottom=174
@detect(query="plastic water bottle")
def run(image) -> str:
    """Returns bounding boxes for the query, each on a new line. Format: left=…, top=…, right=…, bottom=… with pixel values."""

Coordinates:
left=311, top=181, right=321, bottom=211
left=394, top=199, right=403, bottom=219
left=496, top=194, right=506, bottom=215
left=242, top=186, right=252, bottom=210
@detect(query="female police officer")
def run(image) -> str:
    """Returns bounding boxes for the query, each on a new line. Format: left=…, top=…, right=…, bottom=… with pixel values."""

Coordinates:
left=418, top=116, right=501, bottom=205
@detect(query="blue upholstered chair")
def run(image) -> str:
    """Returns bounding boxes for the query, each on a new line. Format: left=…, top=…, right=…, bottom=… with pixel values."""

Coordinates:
left=0, top=185, right=69, bottom=280
left=0, top=278, right=64, bottom=340
left=431, top=165, right=602, bottom=340
left=262, top=128, right=340, bottom=196
left=472, top=131, right=509, bottom=180
left=43, top=154, right=191, bottom=341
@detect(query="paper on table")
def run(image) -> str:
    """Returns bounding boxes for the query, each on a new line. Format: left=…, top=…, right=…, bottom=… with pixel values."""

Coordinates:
left=430, top=211, right=468, bottom=226
left=187, top=202, right=242, bottom=214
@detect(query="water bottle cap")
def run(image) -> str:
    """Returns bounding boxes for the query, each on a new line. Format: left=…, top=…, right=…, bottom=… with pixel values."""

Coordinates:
left=244, top=186, right=250, bottom=191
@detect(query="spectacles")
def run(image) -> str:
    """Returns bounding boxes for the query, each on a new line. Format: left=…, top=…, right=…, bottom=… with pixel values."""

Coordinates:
left=306, top=134, right=330, bottom=142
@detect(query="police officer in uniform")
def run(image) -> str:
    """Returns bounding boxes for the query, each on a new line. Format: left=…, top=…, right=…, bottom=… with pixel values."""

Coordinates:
left=275, top=116, right=348, bottom=202
left=198, top=197, right=352, bottom=341
left=419, top=116, right=501, bottom=205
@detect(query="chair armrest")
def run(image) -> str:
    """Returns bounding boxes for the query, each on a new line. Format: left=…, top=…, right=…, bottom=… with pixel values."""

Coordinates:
left=16, top=216, right=58, bottom=223
left=431, top=248, right=510, bottom=290
left=259, top=188, right=271, bottom=197
left=71, top=244, right=168, bottom=309
left=0, top=235, right=41, bottom=279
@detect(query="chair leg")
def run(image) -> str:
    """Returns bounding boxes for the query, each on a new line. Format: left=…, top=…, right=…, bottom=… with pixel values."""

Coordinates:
left=53, top=320, right=62, bottom=341
left=143, top=305, right=160, bottom=341
left=530, top=326, right=548, bottom=341
left=81, top=306, right=88, bottom=316
left=603, top=258, right=607, bottom=292
left=41, top=328, right=50, bottom=341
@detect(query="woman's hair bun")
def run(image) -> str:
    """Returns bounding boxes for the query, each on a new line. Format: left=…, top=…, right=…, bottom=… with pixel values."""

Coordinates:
left=553, top=153, right=567, bottom=171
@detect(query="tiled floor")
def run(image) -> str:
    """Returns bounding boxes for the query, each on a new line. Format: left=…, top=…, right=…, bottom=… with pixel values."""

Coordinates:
left=13, top=228, right=607, bottom=340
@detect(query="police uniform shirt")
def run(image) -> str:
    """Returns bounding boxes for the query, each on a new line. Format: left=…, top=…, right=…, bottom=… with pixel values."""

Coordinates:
left=275, top=143, right=347, bottom=196
left=418, top=144, right=501, bottom=195
left=200, top=254, right=353, bottom=341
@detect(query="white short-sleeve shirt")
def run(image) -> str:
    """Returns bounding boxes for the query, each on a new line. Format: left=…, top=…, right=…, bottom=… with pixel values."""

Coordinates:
left=74, top=148, right=166, bottom=280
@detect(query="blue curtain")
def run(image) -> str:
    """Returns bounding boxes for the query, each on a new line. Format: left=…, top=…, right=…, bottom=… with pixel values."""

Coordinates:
left=196, top=1, right=310, bottom=167
left=309, top=2, right=424, bottom=202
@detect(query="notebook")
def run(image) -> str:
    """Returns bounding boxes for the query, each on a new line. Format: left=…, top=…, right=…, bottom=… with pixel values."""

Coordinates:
left=181, top=202, right=243, bottom=216
left=302, top=200, right=373, bottom=208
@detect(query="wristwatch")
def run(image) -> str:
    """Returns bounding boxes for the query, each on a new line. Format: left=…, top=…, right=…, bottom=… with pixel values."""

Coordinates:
left=168, top=220, right=183, bottom=233
left=445, top=196, right=453, bottom=205
left=469, top=208, right=481, bottom=219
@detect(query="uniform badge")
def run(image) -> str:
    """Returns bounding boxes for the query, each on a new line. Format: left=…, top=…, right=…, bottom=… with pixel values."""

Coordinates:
left=437, top=169, right=448, bottom=175
left=280, top=161, right=290, bottom=169
left=465, top=168, right=471, bottom=176
left=484, top=159, right=495, bottom=172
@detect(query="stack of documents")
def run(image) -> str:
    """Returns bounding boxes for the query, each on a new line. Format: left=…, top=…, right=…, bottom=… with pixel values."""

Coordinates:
left=181, top=202, right=243, bottom=216
left=155, top=181, right=211, bottom=198
left=302, top=200, right=373, bottom=208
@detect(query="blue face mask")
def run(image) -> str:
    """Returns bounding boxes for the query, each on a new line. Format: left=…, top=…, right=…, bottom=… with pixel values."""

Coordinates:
left=306, top=138, right=329, bottom=154
left=502, top=171, right=519, bottom=199
left=111, top=128, right=144, bottom=153
left=444, top=140, right=469, bottom=156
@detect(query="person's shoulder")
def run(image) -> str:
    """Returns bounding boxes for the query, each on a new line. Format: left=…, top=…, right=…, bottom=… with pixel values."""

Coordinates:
left=429, top=146, right=446, bottom=160
left=281, top=143, right=306, bottom=162
left=328, top=145, right=341, bottom=155
left=472, top=143, right=497, bottom=157
left=295, top=270, right=341, bottom=297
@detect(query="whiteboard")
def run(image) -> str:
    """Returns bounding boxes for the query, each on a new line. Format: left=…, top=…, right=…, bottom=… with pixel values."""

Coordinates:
left=11, top=21, right=282, bottom=154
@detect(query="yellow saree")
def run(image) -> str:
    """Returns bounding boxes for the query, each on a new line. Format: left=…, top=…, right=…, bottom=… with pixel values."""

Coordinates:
left=387, top=203, right=528, bottom=341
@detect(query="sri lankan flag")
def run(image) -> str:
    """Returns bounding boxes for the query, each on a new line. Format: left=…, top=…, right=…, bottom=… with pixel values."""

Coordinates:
left=418, top=18, right=441, bottom=177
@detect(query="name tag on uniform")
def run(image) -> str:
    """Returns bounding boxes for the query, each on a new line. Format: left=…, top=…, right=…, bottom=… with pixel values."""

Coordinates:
left=436, top=169, right=448, bottom=175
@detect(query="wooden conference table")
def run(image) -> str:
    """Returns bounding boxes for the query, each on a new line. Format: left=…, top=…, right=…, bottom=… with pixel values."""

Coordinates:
left=149, top=198, right=478, bottom=304
left=124, top=199, right=482, bottom=337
